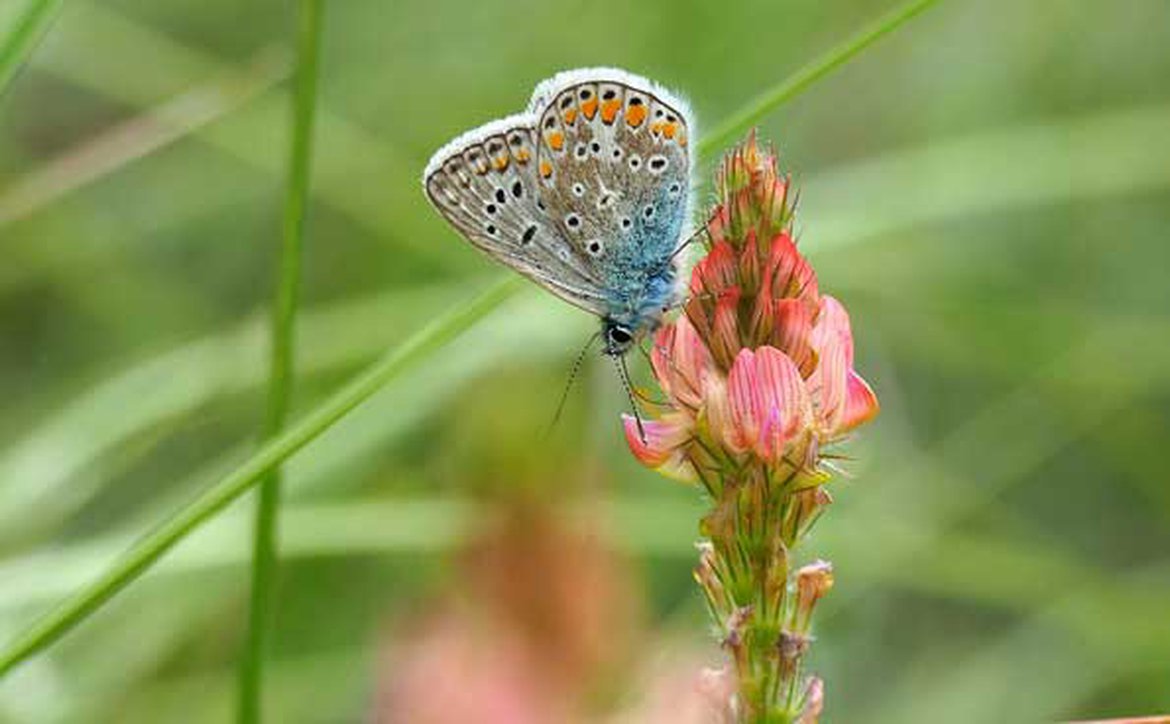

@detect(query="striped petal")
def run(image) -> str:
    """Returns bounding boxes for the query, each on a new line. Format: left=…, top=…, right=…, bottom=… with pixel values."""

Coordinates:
left=727, top=347, right=811, bottom=464
left=622, top=413, right=696, bottom=481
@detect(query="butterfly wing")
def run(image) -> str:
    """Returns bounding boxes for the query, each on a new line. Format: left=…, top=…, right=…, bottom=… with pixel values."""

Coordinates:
left=423, top=114, right=610, bottom=315
left=529, top=69, right=693, bottom=281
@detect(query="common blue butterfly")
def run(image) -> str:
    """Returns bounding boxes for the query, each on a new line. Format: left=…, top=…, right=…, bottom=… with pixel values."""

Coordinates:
left=422, top=68, right=695, bottom=357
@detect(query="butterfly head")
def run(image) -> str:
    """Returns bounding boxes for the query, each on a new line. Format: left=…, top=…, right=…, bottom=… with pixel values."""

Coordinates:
left=602, top=320, right=637, bottom=356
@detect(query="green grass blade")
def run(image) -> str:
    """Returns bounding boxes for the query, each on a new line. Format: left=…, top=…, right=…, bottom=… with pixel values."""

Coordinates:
left=698, top=0, right=941, bottom=160
left=0, top=0, right=63, bottom=96
left=0, top=276, right=521, bottom=678
left=238, top=1, right=323, bottom=721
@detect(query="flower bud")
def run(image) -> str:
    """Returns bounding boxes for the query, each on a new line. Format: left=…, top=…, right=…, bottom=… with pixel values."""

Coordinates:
left=794, top=560, right=834, bottom=633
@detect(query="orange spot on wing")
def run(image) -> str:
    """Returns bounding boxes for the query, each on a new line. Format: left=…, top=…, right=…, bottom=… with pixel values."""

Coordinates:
left=581, top=97, right=598, bottom=119
left=515, top=149, right=531, bottom=163
left=562, top=107, right=578, bottom=125
left=650, top=121, right=665, bottom=136
left=539, top=160, right=553, bottom=178
left=677, top=131, right=688, bottom=147
left=625, top=104, right=647, bottom=127
left=600, top=99, right=621, bottom=124
left=547, top=131, right=564, bottom=151
left=662, top=122, right=678, bottom=140
left=493, top=155, right=509, bottom=171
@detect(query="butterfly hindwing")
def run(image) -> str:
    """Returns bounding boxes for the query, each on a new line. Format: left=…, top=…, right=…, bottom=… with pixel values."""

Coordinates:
left=423, top=114, right=609, bottom=314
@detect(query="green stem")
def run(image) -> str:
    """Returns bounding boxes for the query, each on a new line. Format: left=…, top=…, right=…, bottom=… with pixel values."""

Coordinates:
left=0, top=276, right=521, bottom=678
left=237, top=1, right=323, bottom=721
left=697, top=0, right=942, bottom=161
left=0, top=0, right=64, bottom=96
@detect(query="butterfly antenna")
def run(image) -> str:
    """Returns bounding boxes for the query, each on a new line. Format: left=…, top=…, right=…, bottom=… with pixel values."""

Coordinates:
left=546, top=331, right=601, bottom=438
left=613, top=353, right=647, bottom=443
left=663, top=224, right=711, bottom=268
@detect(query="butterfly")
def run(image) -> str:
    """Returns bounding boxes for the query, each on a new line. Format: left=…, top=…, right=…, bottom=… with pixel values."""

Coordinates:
left=422, top=68, right=695, bottom=358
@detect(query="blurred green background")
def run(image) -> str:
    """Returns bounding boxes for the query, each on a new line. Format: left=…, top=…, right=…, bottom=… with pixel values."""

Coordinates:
left=2, top=0, right=1169, bottom=721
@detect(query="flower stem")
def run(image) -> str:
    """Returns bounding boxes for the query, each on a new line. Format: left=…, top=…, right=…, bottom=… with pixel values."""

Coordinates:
left=238, top=2, right=323, bottom=719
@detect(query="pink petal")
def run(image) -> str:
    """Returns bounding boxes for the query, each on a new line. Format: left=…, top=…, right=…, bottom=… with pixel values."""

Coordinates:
left=650, top=324, right=678, bottom=398
left=766, top=232, right=819, bottom=307
left=702, top=373, right=747, bottom=454
left=809, top=296, right=854, bottom=434
left=727, top=347, right=810, bottom=464
left=772, top=298, right=815, bottom=377
left=622, top=413, right=695, bottom=481
left=753, top=346, right=811, bottom=459
left=839, top=370, right=880, bottom=433
left=670, top=316, right=713, bottom=409
left=727, top=349, right=764, bottom=450
left=691, top=241, right=737, bottom=296
left=738, top=229, right=761, bottom=291
left=710, top=287, right=742, bottom=368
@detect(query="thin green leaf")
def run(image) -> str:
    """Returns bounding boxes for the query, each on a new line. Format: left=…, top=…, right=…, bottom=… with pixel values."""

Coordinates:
left=0, top=0, right=62, bottom=96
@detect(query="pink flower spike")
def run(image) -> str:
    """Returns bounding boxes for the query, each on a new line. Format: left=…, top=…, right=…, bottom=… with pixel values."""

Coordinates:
left=622, top=413, right=696, bottom=481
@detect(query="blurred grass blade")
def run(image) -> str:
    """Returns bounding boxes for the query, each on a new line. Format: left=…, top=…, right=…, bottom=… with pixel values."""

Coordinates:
left=698, top=0, right=941, bottom=160
left=239, top=0, right=322, bottom=720
left=0, top=50, right=286, bottom=225
left=0, top=276, right=521, bottom=678
left=0, top=0, right=62, bottom=95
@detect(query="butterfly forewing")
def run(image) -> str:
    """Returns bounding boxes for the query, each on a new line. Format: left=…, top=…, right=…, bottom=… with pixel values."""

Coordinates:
left=423, top=116, right=609, bottom=314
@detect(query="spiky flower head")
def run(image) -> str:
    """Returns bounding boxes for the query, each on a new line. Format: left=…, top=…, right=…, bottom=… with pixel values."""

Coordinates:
left=623, top=133, right=879, bottom=723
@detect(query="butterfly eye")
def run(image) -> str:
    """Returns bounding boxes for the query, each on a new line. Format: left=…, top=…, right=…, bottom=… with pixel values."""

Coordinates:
left=608, top=326, right=632, bottom=346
